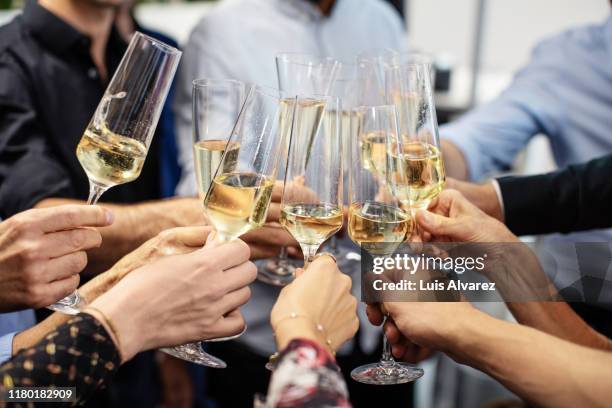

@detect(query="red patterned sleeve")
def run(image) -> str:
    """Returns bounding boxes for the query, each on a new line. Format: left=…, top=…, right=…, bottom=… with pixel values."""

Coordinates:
left=263, top=339, right=351, bottom=408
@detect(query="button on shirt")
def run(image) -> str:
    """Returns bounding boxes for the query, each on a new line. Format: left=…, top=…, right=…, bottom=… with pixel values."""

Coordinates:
left=0, top=0, right=162, bottom=219
left=173, top=0, right=407, bottom=356
left=440, top=16, right=612, bottom=308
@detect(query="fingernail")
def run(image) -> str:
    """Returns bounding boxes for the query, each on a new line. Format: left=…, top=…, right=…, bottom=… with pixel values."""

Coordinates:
left=105, top=209, right=114, bottom=224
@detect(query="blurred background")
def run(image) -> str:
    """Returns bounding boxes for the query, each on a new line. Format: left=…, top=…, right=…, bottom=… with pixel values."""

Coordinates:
left=2, top=0, right=607, bottom=177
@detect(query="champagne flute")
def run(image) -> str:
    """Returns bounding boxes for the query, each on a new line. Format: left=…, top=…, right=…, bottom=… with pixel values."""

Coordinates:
left=280, top=96, right=343, bottom=267
left=160, top=78, right=246, bottom=368
left=385, top=57, right=445, bottom=213
left=258, top=53, right=340, bottom=285
left=202, top=85, right=291, bottom=243
left=356, top=49, right=400, bottom=106
left=192, top=79, right=246, bottom=201
left=347, top=105, right=424, bottom=385
left=48, top=32, right=181, bottom=315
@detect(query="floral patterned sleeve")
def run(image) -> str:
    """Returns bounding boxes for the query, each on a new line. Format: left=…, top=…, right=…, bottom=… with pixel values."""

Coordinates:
left=0, top=314, right=120, bottom=407
left=262, top=339, right=351, bottom=408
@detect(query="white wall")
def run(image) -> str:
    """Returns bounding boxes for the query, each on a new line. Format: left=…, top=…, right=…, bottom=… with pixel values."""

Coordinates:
left=409, top=0, right=609, bottom=72
left=134, top=2, right=214, bottom=45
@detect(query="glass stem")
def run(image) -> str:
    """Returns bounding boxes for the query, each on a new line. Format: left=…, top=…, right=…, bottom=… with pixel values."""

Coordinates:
left=215, top=232, right=232, bottom=243
left=380, top=315, right=396, bottom=366
left=301, top=244, right=319, bottom=269
left=278, top=246, right=289, bottom=262
left=87, top=181, right=107, bottom=205
left=330, top=236, right=338, bottom=253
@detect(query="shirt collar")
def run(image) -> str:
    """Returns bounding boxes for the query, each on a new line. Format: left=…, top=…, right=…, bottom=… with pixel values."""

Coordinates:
left=275, top=0, right=324, bottom=22
left=22, top=0, right=90, bottom=55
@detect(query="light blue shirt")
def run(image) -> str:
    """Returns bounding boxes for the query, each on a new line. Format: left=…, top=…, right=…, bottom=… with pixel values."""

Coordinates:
left=0, top=310, right=36, bottom=363
left=174, top=0, right=407, bottom=355
left=440, top=16, right=612, bottom=306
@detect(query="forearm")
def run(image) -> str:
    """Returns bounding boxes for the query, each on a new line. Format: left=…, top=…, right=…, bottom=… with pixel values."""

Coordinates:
left=450, top=312, right=612, bottom=408
left=441, top=140, right=469, bottom=180
left=12, top=268, right=120, bottom=354
left=490, top=249, right=612, bottom=350
left=35, top=197, right=204, bottom=274
left=2, top=315, right=120, bottom=405
left=505, top=301, right=612, bottom=351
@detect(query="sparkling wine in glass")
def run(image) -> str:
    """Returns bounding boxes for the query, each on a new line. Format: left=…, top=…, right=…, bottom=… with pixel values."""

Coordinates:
left=257, top=53, right=340, bottom=286
left=347, top=105, right=424, bottom=385
left=48, top=32, right=181, bottom=315
left=280, top=96, right=343, bottom=267
left=160, top=79, right=246, bottom=368
left=203, top=85, right=292, bottom=244
left=190, top=79, right=246, bottom=200
left=385, top=55, right=445, bottom=212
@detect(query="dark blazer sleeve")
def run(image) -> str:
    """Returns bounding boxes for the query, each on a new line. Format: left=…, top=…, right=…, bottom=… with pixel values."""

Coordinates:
left=498, top=153, right=612, bottom=236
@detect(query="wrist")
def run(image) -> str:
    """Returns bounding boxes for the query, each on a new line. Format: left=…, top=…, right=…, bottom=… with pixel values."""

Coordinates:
left=87, top=285, right=150, bottom=362
left=441, top=307, right=494, bottom=364
left=274, top=318, right=323, bottom=351
left=485, top=181, right=504, bottom=222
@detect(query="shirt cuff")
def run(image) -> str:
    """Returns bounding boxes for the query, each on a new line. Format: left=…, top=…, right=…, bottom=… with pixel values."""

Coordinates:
left=439, top=123, right=486, bottom=181
left=0, top=332, right=17, bottom=364
left=490, top=178, right=505, bottom=218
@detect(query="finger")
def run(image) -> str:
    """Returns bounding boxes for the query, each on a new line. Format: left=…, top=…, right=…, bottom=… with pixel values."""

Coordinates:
left=242, top=225, right=296, bottom=247
left=201, top=237, right=250, bottom=268
left=287, top=246, right=302, bottom=258
left=266, top=202, right=281, bottom=223
left=392, top=343, right=407, bottom=359
left=172, top=226, right=212, bottom=247
left=39, top=228, right=102, bottom=258
left=44, top=274, right=80, bottom=305
left=366, top=304, right=384, bottom=326
left=222, top=261, right=257, bottom=293
left=248, top=245, right=281, bottom=260
left=211, top=310, right=246, bottom=339
left=38, top=205, right=113, bottom=232
left=384, top=321, right=402, bottom=344
left=46, top=251, right=88, bottom=281
left=218, top=286, right=252, bottom=315
left=416, top=210, right=459, bottom=237
left=271, top=180, right=284, bottom=202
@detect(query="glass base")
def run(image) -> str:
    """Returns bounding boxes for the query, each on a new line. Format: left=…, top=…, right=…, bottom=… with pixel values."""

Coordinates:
left=160, top=343, right=226, bottom=368
left=47, top=290, right=85, bottom=315
left=350, top=361, right=424, bottom=385
left=257, top=259, right=297, bottom=286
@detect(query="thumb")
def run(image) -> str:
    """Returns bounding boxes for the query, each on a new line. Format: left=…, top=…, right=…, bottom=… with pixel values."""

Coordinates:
left=205, top=230, right=220, bottom=249
left=175, top=226, right=210, bottom=247
left=416, top=210, right=458, bottom=238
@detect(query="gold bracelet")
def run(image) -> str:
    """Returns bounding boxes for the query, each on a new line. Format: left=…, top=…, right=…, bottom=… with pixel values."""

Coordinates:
left=272, top=313, right=334, bottom=353
left=83, top=306, right=123, bottom=360
left=313, top=252, right=337, bottom=264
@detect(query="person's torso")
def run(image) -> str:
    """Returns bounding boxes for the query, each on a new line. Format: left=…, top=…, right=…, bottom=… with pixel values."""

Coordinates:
left=0, top=14, right=161, bottom=204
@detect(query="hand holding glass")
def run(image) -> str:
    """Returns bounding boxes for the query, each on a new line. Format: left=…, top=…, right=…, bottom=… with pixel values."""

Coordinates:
left=49, top=32, right=181, bottom=315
